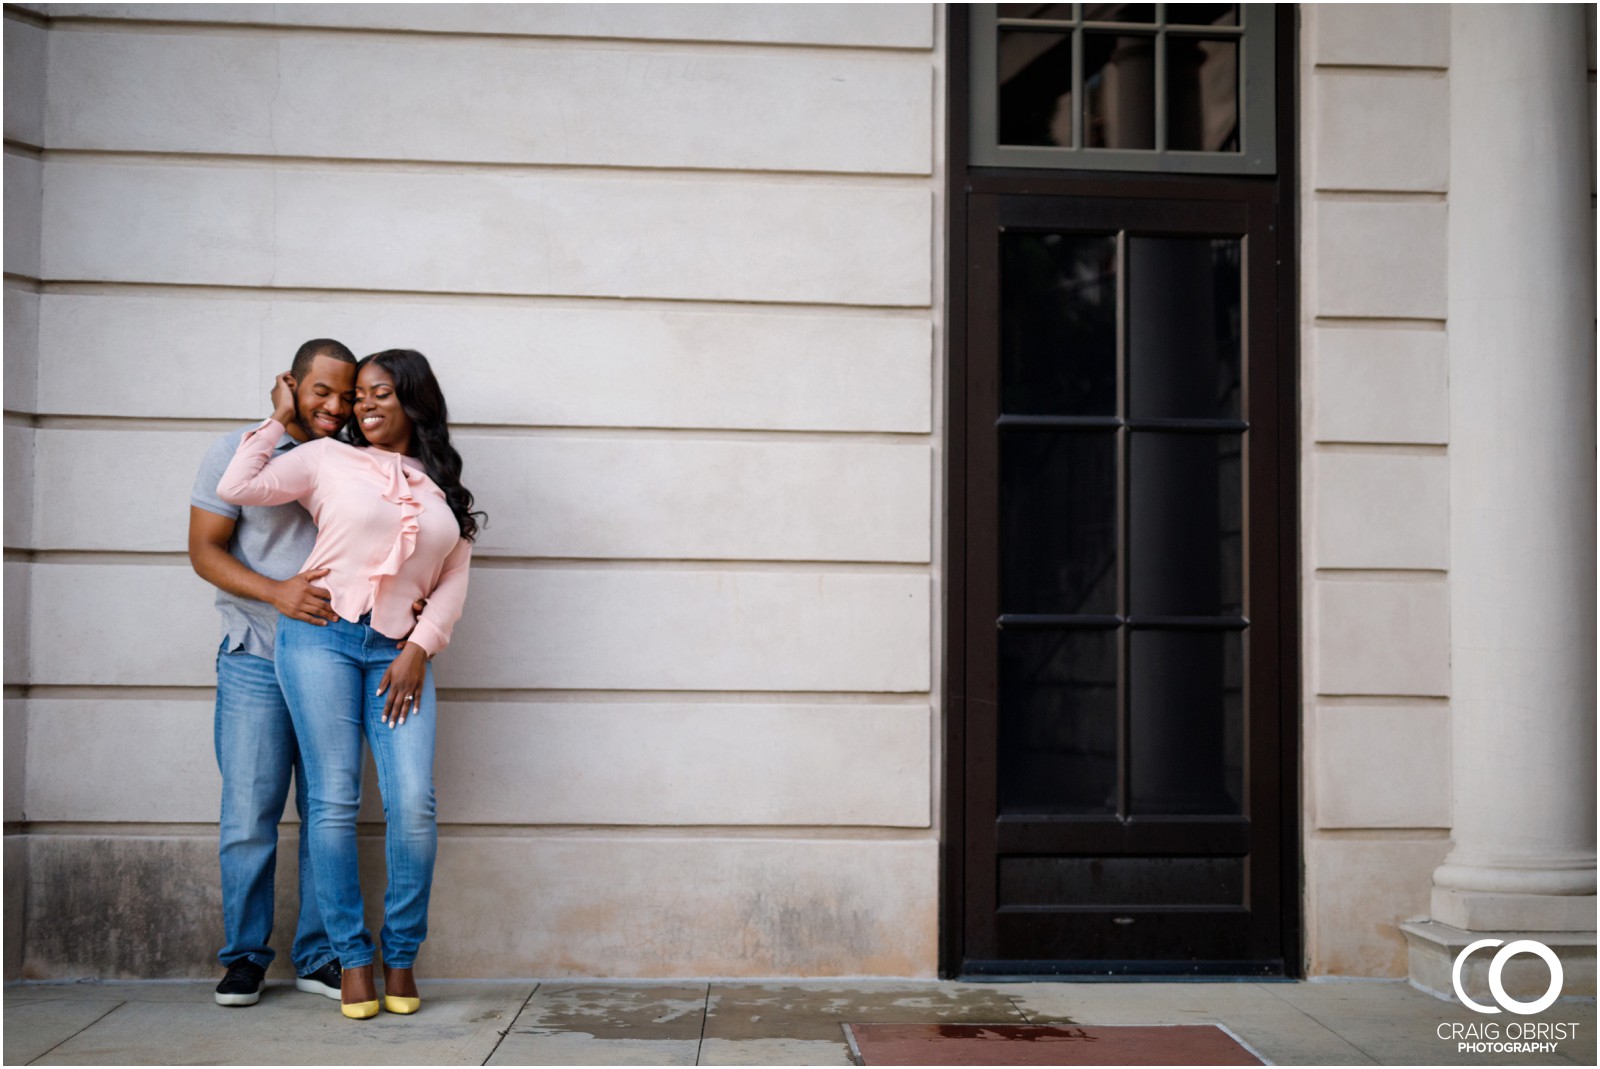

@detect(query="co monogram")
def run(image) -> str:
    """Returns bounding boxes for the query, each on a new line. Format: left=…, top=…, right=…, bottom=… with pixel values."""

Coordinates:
left=1452, top=938, right=1564, bottom=1015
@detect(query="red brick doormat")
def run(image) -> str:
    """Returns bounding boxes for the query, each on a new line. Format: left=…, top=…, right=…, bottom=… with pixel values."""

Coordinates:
left=842, top=1023, right=1266, bottom=1066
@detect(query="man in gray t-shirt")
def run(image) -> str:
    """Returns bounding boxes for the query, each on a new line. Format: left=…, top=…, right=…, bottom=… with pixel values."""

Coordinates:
left=188, top=339, right=357, bottom=1007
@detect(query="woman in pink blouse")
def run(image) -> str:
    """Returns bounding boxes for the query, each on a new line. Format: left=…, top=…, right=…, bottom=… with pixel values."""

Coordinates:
left=217, top=349, right=482, bottom=1020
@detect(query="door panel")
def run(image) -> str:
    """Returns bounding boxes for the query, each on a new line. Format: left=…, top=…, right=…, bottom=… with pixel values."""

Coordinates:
left=961, top=189, right=1286, bottom=974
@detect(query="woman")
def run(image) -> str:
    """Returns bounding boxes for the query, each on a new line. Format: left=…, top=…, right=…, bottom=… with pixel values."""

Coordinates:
left=217, top=350, right=482, bottom=1019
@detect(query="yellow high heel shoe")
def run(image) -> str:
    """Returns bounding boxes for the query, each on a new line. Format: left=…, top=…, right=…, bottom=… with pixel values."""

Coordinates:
left=382, top=965, right=421, bottom=1015
left=340, top=964, right=381, bottom=1020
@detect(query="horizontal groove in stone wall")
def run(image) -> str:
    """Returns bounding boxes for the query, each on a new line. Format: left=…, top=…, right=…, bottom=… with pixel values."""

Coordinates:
left=1312, top=63, right=1448, bottom=75
left=42, top=12, right=935, bottom=53
left=1314, top=190, right=1447, bottom=203
left=12, top=550, right=933, bottom=574
left=1316, top=694, right=1450, bottom=708
left=3, top=140, right=43, bottom=158
left=28, top=278, right=936, bottom=316
left=1313, top=569, right=1448, bottom=582
left=1310, top=828, right=1452, bottom=841
left=19, top=684, right=932, bottom=704
left=1312, top=316, right=1445, bottom=330
left=35, top=148, right=935, bottom=184
left=3, top=7, right=47, bottom=28
left=1312, top=442, right=1448, bottom=456
left=21, top=414, right=932, bottom=444
left=19, top=822, right=939, bottom=841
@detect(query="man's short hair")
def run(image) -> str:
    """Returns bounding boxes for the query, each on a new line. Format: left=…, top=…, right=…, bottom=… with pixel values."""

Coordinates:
left=290, top=338, right=357, bottom=381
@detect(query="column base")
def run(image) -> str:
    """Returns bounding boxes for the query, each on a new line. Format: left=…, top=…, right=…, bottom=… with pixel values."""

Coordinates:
left=1432, top=888, right=1598, bottom=932
left=1402, top=920, right=1596, bottom=1001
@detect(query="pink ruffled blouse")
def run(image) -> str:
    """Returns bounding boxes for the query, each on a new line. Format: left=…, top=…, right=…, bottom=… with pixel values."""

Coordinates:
left=216, top=418, right=472, bottom=656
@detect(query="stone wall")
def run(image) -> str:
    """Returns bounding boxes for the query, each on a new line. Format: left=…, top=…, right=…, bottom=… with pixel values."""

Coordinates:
left=1298, top=4, right=1454, bottom=976
left=2, top=3, right=944, bottom=980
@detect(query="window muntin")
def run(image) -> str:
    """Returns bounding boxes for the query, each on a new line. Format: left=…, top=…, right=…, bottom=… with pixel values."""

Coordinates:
left=975, top=3, right=1275, bottom=173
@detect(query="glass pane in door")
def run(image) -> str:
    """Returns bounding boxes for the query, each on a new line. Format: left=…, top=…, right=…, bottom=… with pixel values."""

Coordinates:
left=1002, top=431, right=1117, bottom=615
left=1000, top=628, right=1120, bottom=813
left=1127, top=237, right=1241, bottom=419
left=1001, top=232, right=1118, bottom=414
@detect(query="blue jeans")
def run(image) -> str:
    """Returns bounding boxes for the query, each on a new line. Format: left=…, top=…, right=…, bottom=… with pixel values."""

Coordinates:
left=214, top=645, right=335, bottom=975
left=275, top=613, right=438, bottom=969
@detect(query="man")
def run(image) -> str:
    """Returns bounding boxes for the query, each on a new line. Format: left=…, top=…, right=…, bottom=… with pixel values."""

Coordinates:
left=188, top=338, right=357, bottom=1006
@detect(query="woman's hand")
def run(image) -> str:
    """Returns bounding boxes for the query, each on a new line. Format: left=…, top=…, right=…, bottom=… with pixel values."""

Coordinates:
left=377, top=642, right=428, bottom=728
left=270, top=372, right=298, bottom=428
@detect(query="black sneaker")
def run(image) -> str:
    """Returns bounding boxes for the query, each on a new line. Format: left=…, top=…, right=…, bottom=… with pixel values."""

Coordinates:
left=214, top=958, right=265, bottom=1006
left=295, top=960, right=342, bottom=1000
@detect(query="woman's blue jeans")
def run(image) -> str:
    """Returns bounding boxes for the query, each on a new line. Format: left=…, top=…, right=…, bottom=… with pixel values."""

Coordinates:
left=275, top=613, right=437, bottom=969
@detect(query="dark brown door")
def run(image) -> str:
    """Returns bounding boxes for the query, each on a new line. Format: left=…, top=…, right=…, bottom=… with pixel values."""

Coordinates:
left=956, top=185, right=1292, bottom=975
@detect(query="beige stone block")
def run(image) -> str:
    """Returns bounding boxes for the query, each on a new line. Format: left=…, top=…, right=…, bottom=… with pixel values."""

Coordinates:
left=1312, top=72, right=1447, bottom=192
left=4, top=561, right=29, bottom=685
left=23, top=833, right=243, bottom=979
left=31, top=428, right=209, bottom=552
left=3, top=282, right=40, bottom=414
left=1404, top=919, right=1597, bottom=1000
left=3, top=16, right=46, bottom=147
left=48, top=30, right=933, bottom=174
left=1431, top=889, right=1599, bottom=933
left=446, top=566, right=931, bottom=692
left=1313, top=704, right=1450, bottom=829
left=4, top=835, right=24, bottom=980
left=4, top=151, right=42, bottom=279
left=4, top=423, right=33, bottom=550
left=29, top=563, right=216, bottom=686
left=460, top=436, right=931, bottom=562
left=1305, top=836, right=1450, bottom=977
left=1310, top=4, right=1449, bottom=69
left=436, top=701, right=931, bottom=826
left=20, top=832, right=938, bottom=978
left=41, top=4, right=935, bottom=48
left=1312, top=452, right=1448, bottom=570
left=4, top=698, right=25, bottom=823
left=1311, top=328, right=1448, bottom=444
left=44, top=29, right=277, bottom=155
left=22, top=698, right=931, bottom=828
left=425, top=835, right=938, bottom=977
left=35, top=292, right=933, bottom=432
left=1312, top=201, right=1447, bottom=319
left=33, top=428, right=930, bottom=562
left=29, top=563, right=932, bottom=693
left=23, top=700, right=216, bottom=824
left=1314, top=579, right=1450, bottom=696
left=42, top=160, right=933, bottom=307
left=41, top=160, right=275, bottom=284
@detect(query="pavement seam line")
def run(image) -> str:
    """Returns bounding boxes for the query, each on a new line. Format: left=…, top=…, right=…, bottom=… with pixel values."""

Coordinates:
left=26, top=999, right=127, bottom=1065
left=1007, top=994, right=1032, bottom=1023
left=695, top=981, right=711, bottom=1064
left=1252, top=982, right=1381, bottom=1066
left=482, top=982, right=540, bottom=1065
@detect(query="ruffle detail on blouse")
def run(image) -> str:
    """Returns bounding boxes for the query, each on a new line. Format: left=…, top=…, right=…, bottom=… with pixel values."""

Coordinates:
left=370, top=453, right=426, bottom=586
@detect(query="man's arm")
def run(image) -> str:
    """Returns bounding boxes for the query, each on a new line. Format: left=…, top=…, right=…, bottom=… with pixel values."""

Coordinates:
left=188, top=506, right=337, bottom=625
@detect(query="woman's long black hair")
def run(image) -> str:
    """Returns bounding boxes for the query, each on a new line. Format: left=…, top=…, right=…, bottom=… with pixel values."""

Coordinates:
left=346, top=349, right=485, bottom=542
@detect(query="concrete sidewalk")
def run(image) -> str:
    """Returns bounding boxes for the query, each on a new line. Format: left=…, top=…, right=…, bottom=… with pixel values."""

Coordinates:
left=4, top=978, right=1595, bottom=1066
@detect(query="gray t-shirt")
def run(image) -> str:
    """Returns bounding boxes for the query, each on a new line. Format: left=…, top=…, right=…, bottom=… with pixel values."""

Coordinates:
left=190, top=425, right=318, bottom=660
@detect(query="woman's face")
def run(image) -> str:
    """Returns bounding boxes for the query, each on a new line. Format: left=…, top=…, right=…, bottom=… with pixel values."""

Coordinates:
left=355, top=362, right=414, bottom=453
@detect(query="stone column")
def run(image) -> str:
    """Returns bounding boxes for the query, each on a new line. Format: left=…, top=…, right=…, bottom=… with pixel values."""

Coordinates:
left=1405, top=3, right=1597, bottom=999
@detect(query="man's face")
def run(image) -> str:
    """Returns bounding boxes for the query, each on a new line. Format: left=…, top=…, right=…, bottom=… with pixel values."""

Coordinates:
left=292, top=355, right=356, bottom=439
